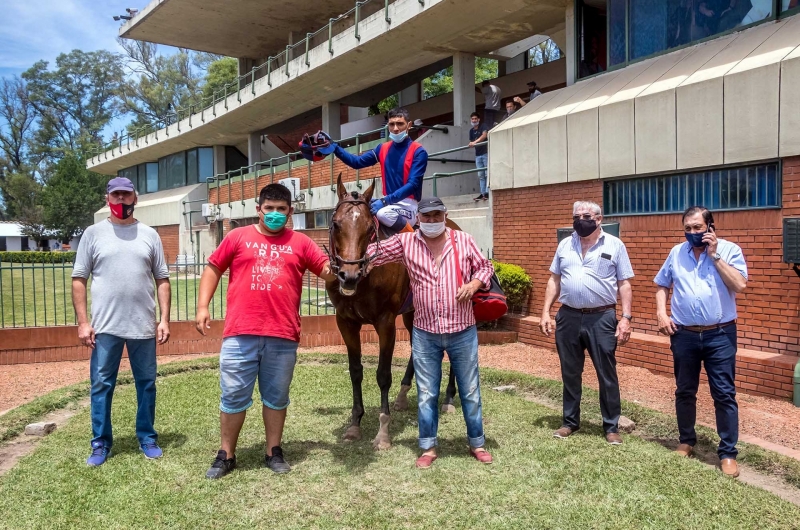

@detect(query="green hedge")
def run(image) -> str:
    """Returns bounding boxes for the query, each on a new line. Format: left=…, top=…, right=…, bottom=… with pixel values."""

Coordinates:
left=0, top=251, right=77, bottom=264
left=492, top=260, right=533, bottom=310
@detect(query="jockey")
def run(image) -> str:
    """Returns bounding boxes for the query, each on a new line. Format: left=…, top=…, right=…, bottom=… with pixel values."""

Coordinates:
left=332, top=107, right=427, bottom=233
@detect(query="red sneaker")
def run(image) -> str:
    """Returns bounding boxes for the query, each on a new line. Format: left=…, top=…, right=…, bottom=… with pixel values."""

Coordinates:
left=470, top=447, right=493, bottom=464
left=415, top=453, right=438, bottom=469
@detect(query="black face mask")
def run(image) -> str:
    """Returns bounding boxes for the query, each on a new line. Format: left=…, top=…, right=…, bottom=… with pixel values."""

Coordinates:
left=573, top=218, right=598, bottom=238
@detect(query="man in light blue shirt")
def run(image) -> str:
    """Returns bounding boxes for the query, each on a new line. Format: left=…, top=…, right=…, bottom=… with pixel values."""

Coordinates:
left=654, top=206, right=748, bottom=478
left=541, top=201, right=634, bottom=445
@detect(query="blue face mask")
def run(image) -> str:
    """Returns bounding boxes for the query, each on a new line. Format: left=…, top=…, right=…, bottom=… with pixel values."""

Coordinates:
left=263, top=211, right=288, bottom=231
left=685, top=231, right=708, bottom=248
left=389, top=131, right=407, bottom=143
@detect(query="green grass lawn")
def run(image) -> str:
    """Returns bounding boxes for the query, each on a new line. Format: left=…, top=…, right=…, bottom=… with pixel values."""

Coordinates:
left=0, top=264, right=332, bottom=327
left=1, top=359, right=798, bottom=529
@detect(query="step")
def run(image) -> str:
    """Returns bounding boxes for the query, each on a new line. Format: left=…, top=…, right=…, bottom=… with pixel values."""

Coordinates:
left=440, top=193, right=493, bottom=210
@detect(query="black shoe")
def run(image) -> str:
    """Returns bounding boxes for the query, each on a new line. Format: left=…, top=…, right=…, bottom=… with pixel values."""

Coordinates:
left=482, top=193, right=489, bottom=201
left=265, top=446, right=291, bottom=474
left=206, top=449, right=236, bottom=479
left=473, top=194, right=484, bottom=202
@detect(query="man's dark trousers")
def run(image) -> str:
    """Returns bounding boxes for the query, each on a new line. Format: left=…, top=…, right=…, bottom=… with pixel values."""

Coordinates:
left=554, top=306, right=621, bottom=433
left=670, top=325, right=738, bottom=459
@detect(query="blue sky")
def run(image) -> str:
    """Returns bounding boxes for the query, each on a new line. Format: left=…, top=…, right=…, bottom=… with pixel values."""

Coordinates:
left=0, top=0, right=168, bottom=138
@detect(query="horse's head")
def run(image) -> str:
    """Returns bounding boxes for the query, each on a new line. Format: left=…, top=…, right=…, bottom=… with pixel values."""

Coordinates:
left=328, top=174, right=377, bottom=296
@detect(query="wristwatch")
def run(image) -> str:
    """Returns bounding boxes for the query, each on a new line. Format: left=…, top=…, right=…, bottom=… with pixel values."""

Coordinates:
left=622, top=314, right=633, bottom=321
left=712, top=253, right=722, bottom=261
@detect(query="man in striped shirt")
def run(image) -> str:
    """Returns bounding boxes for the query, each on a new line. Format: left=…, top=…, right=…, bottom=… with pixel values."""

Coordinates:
left=368, top=197, right=495, bottom=468
left=540, top=201, right=634, bottom=445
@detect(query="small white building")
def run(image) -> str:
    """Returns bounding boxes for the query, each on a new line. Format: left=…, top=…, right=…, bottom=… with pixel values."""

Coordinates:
left=0, top=222, right=78, bottom=252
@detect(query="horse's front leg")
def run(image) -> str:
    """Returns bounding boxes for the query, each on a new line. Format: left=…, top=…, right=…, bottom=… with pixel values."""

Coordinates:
left=373, top=316, right=397, bottom=450
left=393, top=311, right=415, bottom=411
left=441, top=368, right=457, bottom=414
left=337, top=315, right=364, bottom=442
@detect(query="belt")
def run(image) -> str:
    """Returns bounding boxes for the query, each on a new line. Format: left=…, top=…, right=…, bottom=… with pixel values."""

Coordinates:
left=681, top=320, right=736, bottom=333
left=562, top=304, right=616, bottom=314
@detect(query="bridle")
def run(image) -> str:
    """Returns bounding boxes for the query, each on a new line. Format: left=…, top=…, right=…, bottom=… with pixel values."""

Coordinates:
left=323, top=197, right=381, bottom=280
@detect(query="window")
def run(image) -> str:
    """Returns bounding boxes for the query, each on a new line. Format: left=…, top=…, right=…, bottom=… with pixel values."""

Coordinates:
left=784, top=0, right=800, bottom=13
left=187, top=149, right=198, bottom=184
left=198, top=147, right=214, bottom=183
left=145, top=163, right=158, bottom=193
left=603, top=163, right=780, bottom=215
left=163, top=152, right=186, bottom=189
left=577, top=0, right=777, bottom=79
left=528, top=39, right=563, bottom=68
left=302, top=209, right=334, bottom=229
left=136, top=164, right=148, bottom=195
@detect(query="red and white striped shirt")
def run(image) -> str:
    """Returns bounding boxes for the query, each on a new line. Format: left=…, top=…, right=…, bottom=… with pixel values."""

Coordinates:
left=368, top=228, right=494, bottom=334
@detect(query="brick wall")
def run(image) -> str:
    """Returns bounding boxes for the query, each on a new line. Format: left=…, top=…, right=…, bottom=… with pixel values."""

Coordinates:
left=154, top=224, right=180, bottom=264
left=492, top=156, right=800, bottom=399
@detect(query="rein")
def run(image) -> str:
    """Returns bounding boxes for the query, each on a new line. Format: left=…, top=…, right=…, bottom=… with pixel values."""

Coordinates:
left=323, top=198, right=380, bottom=279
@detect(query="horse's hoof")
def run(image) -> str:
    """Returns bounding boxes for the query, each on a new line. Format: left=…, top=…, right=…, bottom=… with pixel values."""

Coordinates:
left=393, top=395, right=409, bottom=411
left=343, top=426, right=362, bottom=442
left=372, top=436, right=392, bottom=451
left=441, top=403, right=456, bottom=414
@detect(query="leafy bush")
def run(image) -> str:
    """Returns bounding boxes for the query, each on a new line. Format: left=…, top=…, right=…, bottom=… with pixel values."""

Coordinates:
left=492, top=260, right=533, bottom=311
left=0, top=251, right=76, bottom=264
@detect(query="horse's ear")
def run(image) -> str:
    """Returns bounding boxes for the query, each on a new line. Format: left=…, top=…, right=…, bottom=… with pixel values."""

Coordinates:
left=336, top=173, right=348, bottom=201
left=362, top=179, right=376, bottom=203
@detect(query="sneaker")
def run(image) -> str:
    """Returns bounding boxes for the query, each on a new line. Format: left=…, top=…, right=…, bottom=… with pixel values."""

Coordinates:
left=205, top=450, right=236, bottom=479
left=482, top=193, right=489, bottom=201
left=473, top=194, right=484, bottom=202
left=86, top=441, right=109, bottom=467
left=140, top=442, right=163, bottom=459
left=265, top=446, right=291, bottom=474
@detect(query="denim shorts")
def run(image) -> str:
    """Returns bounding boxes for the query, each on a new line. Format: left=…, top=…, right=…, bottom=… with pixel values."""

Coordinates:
left=219, top=335, right=298, bottom=413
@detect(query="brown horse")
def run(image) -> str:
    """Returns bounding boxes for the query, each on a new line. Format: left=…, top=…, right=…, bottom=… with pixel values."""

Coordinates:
left=325, top=175, right=459, bottom=450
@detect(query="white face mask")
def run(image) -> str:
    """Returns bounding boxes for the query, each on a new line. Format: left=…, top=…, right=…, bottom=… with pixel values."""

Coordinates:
left=418, top=221, right=446, bottom=238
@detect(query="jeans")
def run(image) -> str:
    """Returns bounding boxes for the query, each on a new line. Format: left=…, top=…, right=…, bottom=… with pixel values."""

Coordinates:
left=554, top=307, right=621, bottom=433
left=90, top=334, right=157, bottom=448
left=219, top=335, right=299, bottom=413
left=670, top=324, right=739, bottom=459
left=412, top=326, right=484, bottom=450
left=475, top=154, right=488, bottom=195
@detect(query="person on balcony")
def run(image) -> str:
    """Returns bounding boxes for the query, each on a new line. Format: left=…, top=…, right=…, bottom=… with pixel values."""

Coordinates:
left=468, top=112, right=489, bottom=202
left=329, top=107, right=427, bottom=234
left=72, top=177, right=171, bottom=467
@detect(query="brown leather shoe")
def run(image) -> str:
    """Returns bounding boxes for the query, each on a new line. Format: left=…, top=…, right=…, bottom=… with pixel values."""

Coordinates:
left=606, top=433, right=623, bottom=445
left=675, top=443, right=694, bottom=457
left=553, top=426, right=577, bottom=439
left=720, top=458, right=740, bottom=478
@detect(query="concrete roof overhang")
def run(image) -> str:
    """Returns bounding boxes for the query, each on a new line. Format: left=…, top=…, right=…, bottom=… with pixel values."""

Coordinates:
left=120, top=0, right=363, bottom=58
left=93, top=0, right=566, bottom=175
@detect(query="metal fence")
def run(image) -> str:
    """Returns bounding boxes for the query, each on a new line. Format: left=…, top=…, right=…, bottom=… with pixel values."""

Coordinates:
left=0, top=258, right=334, bottom=328
left=89, top=0, right=415, bottom=163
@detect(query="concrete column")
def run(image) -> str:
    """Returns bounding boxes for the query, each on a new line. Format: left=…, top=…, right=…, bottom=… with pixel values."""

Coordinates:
left=322, top=101, right=341, bottom=139
left=348, top=106, right=369, bottom=122
left=398, top=83, right=421, bottom=107
left=248, top=132, right=263, bottom=167
left=452, top=52, right=476, bottom=127
left=565, top=3, right=576, bottom=86
left=213, top=145, right=226, bottom=176
left=505, top=53, right=526, bottom=75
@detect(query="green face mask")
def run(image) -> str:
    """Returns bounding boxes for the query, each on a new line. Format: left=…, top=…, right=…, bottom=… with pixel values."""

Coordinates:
left=263, top=211, right=288, bottom=231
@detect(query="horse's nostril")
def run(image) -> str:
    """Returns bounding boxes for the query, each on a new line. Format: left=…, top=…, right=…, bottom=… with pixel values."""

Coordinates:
left=338, top=271, right=347, bottom=281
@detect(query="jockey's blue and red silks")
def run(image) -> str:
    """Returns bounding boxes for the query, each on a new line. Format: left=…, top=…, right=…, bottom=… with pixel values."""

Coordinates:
left=333, top=136, right=428, bottom=204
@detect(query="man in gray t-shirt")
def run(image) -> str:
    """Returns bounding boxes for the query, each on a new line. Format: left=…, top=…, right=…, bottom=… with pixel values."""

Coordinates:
left=72, top=176, right=171, bottom=467
left=476, top=80, right=502, bottom=128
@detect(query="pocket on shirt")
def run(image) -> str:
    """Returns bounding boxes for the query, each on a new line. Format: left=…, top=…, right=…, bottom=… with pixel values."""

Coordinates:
left=593, top=258, right=615, bottom=279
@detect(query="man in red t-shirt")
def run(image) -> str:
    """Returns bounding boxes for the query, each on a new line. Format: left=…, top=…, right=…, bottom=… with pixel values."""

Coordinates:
left=196, top=183, right=335, bottom=479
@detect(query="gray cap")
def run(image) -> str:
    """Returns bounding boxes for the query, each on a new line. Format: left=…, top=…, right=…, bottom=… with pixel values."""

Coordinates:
left=417, top=197, right=447, bottom=213
left=107, top=177, right=135, bottom=194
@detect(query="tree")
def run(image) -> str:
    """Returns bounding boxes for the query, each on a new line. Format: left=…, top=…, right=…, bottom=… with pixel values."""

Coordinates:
left=117, top=39, right=205, bottom=131
left=202, top=57, right=239, bottom=101
left=529, top=39, right=562, bottom=67
left=3, top=171, right=46, bottom=241
left=40, top=154, right=107, bottom=240
left=22, top=50, right=124, bottom=159
left=0, top=77, right=37, bottom=172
